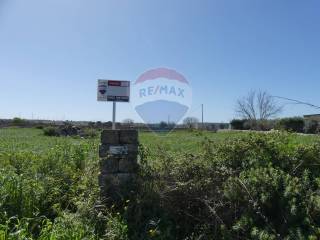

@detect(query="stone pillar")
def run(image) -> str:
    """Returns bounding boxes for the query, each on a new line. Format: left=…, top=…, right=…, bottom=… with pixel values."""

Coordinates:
left=98, top=130, right=139, bottom=204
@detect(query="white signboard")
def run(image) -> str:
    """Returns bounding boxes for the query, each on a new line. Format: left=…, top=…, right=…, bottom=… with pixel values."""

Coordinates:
left=97, top=80, right=130, bottom=102
left=109, top=145, right=128, bottom=155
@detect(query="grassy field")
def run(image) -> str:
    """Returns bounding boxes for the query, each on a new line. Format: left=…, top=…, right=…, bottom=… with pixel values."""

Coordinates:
left=141, top=129, right=320, bottom=151
left=1, top=127, right=320, bottom=239
left=1, top=128, right=319, bottom=154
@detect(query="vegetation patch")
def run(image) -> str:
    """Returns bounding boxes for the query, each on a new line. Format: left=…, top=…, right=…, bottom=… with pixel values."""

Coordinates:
left=0, top=128, right=320, bottom=239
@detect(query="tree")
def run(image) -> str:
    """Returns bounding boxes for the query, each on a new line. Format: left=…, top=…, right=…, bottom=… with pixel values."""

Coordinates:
left=236, top=90, right=282, bottom=121
left=159, top=121, right=168, bottom=129
left=12, top=117, right=26, bottom=126
left=276, top=117, right=305, bottom=133
left=183, top=117, right=199, bottom=129
left=230, top=119, right=246, bottom=130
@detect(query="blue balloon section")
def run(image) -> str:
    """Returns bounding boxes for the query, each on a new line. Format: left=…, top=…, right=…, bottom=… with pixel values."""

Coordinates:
left=135, top=100, right=188, bottom=131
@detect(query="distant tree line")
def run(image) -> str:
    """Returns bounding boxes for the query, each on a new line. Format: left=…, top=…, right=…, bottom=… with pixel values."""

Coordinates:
left=230, top=117, right=320, bottom=134
left=232, top=90, right=320, bottom=134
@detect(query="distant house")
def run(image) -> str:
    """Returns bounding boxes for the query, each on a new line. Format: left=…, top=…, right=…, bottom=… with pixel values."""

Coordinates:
left=304, top=114, right=320, bottom=122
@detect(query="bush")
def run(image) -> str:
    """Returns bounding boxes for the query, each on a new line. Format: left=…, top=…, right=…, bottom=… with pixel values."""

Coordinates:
left=12, top=117, right=26, bottom=126
left=2, top=128, right=320, bottom=239
left=304, top=120, right=319, bottom=134
left=232, top=119, right=276, bottom=131
left=231, top=119, right=275, bottom=131
left=243, top=120, right=258, bottom=130
left=230, top=119, right=246, bottom=130
left=80, top=128, right=98, bottom=138
left=38, top=213, right=97, bottom=239
left=255, top=119, right=276, bottom=131
left=276, top=117, right=305, bottom=133
left=0, top=136, right=101, bottom=238
left=137, top=132, right=320, bottom=239
left=43, top=127, right=60, bottom=136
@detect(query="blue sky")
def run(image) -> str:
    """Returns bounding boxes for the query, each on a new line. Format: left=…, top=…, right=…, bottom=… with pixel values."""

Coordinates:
left=0, top=0, right=319, bottom=123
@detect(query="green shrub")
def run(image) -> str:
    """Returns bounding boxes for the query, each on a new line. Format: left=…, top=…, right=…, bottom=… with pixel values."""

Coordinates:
left=242, top=119, right=255, bottom=130
left=137, top=132, right=320, bottom=239
left=43, top=127, right=60, bottom=136
left=255, top=119, right=276, bottom=131
left=0, top=133, right=101, bottom=239
left=38, top=213, right=97, bottom=240
left=233, top=119, right=276, bottom=131
left=230, top=119, right=246, bottom=130
left=105, top=213, right=128, bottom=240
left=305, top=120, right=319, bottom=134
left=276, top=117, right=305, bottom=133
left=12, top=117, right=26, bottom=126
left=81, top=128, right=98, bottom=138
left=1, top=128, right=320, bottom=239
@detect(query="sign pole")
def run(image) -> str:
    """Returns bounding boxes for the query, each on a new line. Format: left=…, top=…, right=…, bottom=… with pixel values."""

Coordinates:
left=201, top=104, right=204, bottom=129
left=112, top=101, right=116, bottom=130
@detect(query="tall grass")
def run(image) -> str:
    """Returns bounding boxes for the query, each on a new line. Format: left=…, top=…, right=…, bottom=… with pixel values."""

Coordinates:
left=1, top=128, right=320, bottom=239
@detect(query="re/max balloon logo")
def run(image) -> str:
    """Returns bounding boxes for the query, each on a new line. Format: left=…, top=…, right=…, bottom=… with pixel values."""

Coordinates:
left=131, top=68, right=192, bottom=131
left=139, top=85, right=185, bottom=98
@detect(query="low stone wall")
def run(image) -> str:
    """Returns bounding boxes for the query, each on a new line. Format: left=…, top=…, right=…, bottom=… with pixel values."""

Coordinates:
left=98, top=130, right=139, bottom=204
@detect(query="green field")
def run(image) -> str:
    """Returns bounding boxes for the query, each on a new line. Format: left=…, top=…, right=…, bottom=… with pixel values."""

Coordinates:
left=1, top=128, right=319, bottom=154
left=1, top=128, right=320, bottom=239
left=141, top=129, right=320, bottom=152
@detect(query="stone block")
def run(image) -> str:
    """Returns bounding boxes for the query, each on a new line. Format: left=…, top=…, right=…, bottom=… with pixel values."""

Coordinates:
left=119, top=130, right=138, bottom=144
left=98, top=173, right=136, bottom=189
left=100, top=158, right=119, bottom=173
left=99, top=144, right=138, bottom=158
left=125, top=144, right=139, bottom=155
left=99, top=173, right=137, bottom=204
left=99, top=144, right=109, bottom=158
left=117, top=173, right=136, bottom=184
left=98, top=174, right=121, bottom=201
left=101, top=130, right=119, bottom=144
left=98, top=173, right=120, bottom=187
left=118, top=157, right=139, bottom=173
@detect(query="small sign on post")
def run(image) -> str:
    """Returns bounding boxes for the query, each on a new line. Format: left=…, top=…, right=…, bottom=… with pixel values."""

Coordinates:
left=98, top=80, right=130, bottom=129
left=98, top=80, right=130, bottom=102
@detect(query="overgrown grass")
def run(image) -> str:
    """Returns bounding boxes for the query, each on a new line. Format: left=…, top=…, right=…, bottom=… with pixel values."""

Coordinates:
left=136, top=131, right=320, bottom=239
left=0, top=128, right=108, bottom=239
left=0, top=128, right=320, bottom=239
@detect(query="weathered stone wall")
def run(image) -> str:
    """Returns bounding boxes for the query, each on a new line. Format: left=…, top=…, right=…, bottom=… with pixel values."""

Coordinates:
left=98, top=130, right=139, bottom=204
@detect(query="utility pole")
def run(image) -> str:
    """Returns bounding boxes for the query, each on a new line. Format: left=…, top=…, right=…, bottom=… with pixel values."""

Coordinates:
left=201, top=104, right=204, bottom=129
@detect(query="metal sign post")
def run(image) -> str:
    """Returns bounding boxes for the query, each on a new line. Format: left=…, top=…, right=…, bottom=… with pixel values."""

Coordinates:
left=112, top=101, right=116, bottom=130
left=97, top=80, right=130, bottom=130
